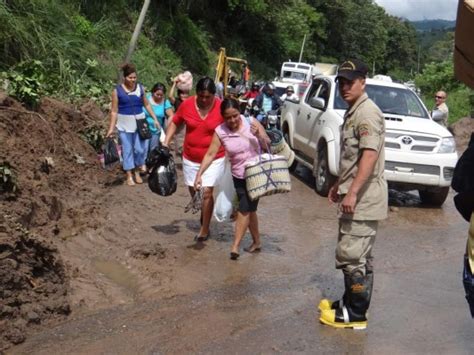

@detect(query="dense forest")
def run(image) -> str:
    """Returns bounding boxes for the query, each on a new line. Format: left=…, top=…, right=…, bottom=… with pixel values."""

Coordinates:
left=0, top=0, right=471, bottom=122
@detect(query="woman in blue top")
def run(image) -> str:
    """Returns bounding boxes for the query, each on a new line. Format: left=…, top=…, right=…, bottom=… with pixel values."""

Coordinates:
left=106, top=63, right=160, bottom=186
left=143, top=82, right=173, bottom=156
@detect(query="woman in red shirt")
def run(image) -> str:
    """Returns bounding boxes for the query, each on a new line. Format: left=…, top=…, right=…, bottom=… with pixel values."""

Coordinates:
left=164, top=77, right=225, bottom=242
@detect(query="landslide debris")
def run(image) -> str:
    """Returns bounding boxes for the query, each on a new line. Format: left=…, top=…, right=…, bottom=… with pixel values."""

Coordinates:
left=0, top=214, right=69, bottom=348
left=0, top=92, right=115, bottom=350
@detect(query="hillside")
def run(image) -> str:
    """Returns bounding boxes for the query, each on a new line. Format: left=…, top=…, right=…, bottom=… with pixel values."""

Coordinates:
left=1, top=0, right=421, bottom=99
left=411, top=19, right=456, bottom=31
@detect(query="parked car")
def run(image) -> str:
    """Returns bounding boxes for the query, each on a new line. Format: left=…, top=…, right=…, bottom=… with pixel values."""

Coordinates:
left=280, top=75, right=458, bottom=206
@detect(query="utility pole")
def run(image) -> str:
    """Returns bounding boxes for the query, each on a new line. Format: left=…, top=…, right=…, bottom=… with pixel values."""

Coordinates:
left=417, top=45, right=421, bottom=74
left=298, top=34, right=307, bottom=63
left=119, top=0, right=151, bottom=81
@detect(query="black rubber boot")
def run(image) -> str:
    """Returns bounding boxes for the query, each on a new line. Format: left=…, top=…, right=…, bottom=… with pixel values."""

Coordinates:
left=319, top=273, right=370, bottom=329
left=318, top=275, right=350, bottom=311
left=365, top=271, right=374, bottom=314
left=345, top=272, right=370, bottom=322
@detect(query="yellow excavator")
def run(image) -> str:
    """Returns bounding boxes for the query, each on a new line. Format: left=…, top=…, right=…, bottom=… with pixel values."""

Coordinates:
left=214, top=47, right=249, bottom=98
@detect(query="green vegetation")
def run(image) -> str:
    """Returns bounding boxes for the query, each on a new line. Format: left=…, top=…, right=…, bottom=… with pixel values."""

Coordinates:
left=2, top=60, right=44, bottom=109
left=415, top=59, right=472, bottom=124
left=411, top=19, right=456, bottom=32
left=0, top=1, right=470, bottom=123
left=81, top=125, right=105, bottom=153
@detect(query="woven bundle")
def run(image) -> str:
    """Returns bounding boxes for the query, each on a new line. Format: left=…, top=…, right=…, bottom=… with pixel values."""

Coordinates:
left=245, top=155, right=291, bottom=201
left=277, top=143, right=295, bottom=166
left=266, top=129, right=295, bottom=167
left=176, top=71, right=193, bottom=92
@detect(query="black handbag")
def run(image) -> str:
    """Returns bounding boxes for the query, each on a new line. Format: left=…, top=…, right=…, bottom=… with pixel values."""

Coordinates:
left=136, top=118, right=152, bottom=140
left=125, top=83, right=152, bottom=140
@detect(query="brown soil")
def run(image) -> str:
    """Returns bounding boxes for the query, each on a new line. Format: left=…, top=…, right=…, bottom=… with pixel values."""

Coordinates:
left=0, top=91, right=471, bottom=352
left=0, top=92, right=118, bottom=350
left=449, top=116, right=474, bottom=152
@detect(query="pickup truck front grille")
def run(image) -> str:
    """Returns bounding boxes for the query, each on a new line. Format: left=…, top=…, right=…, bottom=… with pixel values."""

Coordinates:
left=385, top=116, right=403, bottom=122
left=411, top=145, right=434, bottom=152
left=385, top=131, right=440, bottom=152
left=385, top=161, right=440, bottom=176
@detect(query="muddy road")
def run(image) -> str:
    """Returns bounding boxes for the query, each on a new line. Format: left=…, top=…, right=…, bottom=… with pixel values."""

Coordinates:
left=11, top=164, right=473, bottom=354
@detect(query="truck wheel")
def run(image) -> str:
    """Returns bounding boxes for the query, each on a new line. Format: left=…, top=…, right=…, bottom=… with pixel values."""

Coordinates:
left=283, top=128, right=292, bottom=148
left=418, top=187, right=449, bottom=207
left=283, top=129, right=297, bottom=172
left=314, top=146, right=335, bottom=197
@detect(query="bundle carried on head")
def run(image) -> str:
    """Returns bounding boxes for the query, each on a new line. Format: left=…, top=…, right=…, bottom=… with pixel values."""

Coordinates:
left=176, top=71, right=193, bottom=92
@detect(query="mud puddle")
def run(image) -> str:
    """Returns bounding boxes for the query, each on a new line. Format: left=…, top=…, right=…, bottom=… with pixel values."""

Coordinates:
left=11, top=159, right=474, bottom=354
left=92, top=259, right=140, bottom=298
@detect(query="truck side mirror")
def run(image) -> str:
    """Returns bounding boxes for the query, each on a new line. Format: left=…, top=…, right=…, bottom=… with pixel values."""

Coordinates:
left=309, top=97, right=325, bottom=110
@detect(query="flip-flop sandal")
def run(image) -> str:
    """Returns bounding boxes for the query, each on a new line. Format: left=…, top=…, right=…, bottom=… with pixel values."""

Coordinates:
left=194, top=234, right=209, bottom=242
left=230, top=252, right=240, bottom=260
left=243, top=246, right=261, bottom=253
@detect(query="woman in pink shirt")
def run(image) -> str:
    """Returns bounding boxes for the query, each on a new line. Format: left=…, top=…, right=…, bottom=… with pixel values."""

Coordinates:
left=195, top=98, right=270, bottom=260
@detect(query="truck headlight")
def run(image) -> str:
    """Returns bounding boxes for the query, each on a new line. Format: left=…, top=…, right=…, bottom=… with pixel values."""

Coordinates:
left=268, top=114, right=278, bottom=124
left=438, top=137, right=456, bottom=153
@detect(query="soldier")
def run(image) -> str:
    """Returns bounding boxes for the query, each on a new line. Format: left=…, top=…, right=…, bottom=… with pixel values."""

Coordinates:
left=318, top=59, right=388, bottom=329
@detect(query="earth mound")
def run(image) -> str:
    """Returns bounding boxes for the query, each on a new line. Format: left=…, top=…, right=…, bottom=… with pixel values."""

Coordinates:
left=0, top=92, right=114, bottom=350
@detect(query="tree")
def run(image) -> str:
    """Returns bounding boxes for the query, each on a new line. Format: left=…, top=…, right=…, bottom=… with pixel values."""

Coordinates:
left=124, top=0, right=151, bottom=65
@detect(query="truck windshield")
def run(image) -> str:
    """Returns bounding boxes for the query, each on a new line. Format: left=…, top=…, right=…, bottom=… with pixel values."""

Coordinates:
left=274, top=87, right=286, bottom=97
left=282, top=71, right=306, bottom=81
left=334, top=84, right=430, bottom=118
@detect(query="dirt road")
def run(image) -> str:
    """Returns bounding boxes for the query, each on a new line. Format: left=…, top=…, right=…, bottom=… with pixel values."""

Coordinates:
left=10, top=163, right=473, bottom=354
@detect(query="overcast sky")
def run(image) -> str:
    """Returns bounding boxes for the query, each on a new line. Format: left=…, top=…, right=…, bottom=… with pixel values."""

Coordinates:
left=374, top=0, right=458, bottom=21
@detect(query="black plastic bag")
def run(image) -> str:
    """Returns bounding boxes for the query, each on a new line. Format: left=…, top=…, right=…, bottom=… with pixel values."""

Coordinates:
left=452, top=133, right=474, bottom=222
left=103, top=137, right=120, bottom=166
left=148, top=149, right=177, bottom=196
left=146, top=145, right=169, bottom=171
left=452, top=133, right=474, bottom=194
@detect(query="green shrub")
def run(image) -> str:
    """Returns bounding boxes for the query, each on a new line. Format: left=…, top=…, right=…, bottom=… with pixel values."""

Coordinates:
left=3, top=60, right=45, bottom=109
left=81, top=125, right=105, bottom=153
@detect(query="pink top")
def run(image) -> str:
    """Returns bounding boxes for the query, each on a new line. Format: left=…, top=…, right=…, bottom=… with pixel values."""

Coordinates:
left=215, top=116, right=260, bottom=179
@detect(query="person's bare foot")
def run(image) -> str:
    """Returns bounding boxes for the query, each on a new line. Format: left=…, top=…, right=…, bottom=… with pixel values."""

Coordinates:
left=126, top=177, right=136, bottom=186
left=134, top=173, right=143, bottom=184
left=243, top=243, right=261, bottom=253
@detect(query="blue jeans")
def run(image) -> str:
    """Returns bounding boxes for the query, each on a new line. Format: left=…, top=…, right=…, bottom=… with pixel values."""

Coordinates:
left=145, top=133, right=160, bottom=159
left=118, top=131, right=146, bottom=171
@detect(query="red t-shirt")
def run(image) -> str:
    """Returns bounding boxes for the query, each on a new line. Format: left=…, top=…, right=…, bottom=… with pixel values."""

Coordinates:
left=172, top=96, right=225, bottom=163
left=243, top=90, right=259, bottom=100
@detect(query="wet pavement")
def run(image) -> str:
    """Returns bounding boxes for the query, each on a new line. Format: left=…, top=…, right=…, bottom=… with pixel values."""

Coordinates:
left=12, top=165, right=473, bottom=354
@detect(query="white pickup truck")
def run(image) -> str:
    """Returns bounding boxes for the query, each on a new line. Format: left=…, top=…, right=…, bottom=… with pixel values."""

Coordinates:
left=273, top=61, right=338, bottom=98
left=280, top=75, right=458, bottom=206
